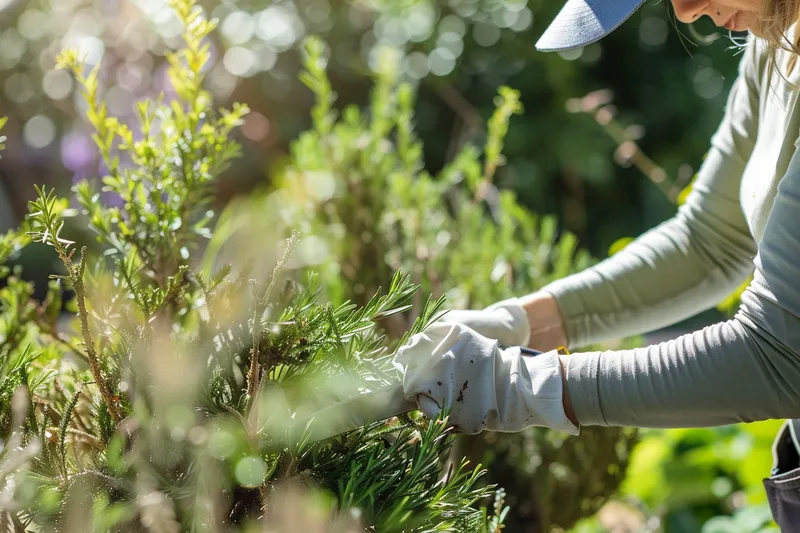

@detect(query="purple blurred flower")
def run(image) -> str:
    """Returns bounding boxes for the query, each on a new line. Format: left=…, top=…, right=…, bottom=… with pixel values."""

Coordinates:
left=61, top=131, right=96, bottom=172
left=71, top=168, right=93, bottom=185
left=101, top=190, right=125, bottom=208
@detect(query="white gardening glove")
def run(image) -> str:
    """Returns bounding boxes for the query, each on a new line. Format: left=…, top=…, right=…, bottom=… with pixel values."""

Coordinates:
left=440, top=297, right=530, bottom=348
left=392, top=322, right=578, bottom=436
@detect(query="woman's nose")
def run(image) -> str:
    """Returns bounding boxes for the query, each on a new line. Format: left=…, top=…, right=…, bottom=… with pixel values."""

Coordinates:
left=671, top=0, right=708, bottom=23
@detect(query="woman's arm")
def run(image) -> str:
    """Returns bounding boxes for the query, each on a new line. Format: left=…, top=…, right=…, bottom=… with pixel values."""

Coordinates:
left=529, top=38, right=764, bottom=350
left=564, top=122, right=800, bottom=428
left=395, top=147, right=800, bottom=430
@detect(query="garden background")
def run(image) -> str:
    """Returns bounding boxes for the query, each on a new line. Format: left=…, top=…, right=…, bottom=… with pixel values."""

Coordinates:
left=0, top=0, right=783, bottom=531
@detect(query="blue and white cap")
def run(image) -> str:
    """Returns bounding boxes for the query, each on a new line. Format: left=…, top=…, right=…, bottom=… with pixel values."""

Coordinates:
left=536, top=0, right=648, bottom=52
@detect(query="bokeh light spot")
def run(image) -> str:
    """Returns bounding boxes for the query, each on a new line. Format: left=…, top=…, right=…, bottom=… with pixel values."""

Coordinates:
left=257, top=6, right=302, bottom=51
left=510, top=8, right=533, bottom=32
left=473, top=22, right=501, bottom=47
left=439, top=14, right=467, bottom=37
left=306, top=0, right=331, bottom=24
left=437, top=32, right=464, bottom=58
left=558, top=47, right=584, bottom=61
left=6, top=72, right=35, bottom=104
left=295, top=234, right=331, bottom=266
left=153, top=6, right=183, bottom=40
left=208, top=63, right=238, bottom=100
left=235, top=456, right=267, bottom=487
left=242, top=112, right=271, bottom=141
left=208, top=430, right=237, bottom=459
left=693, top=67, right=724, bottom=99
left=18, top=9, right=50, bottom=41
left=43, top=69, right=73, bottom=100
left=116, top=62, right=148, bottom=92
left=62, top=34, right=105, bottom=66
left=0, top=29, right=26, bottom=67
left=368, top=45, right=401, bottom=75
left=404, top=51, right=429, bottom=79
left=24, top=115, right=56, bottom=149
left=253, top=44, right=278, bottom=71
left=222, top=11, right=255, bottom=46
left=428, top=47, right=456, bottom=76
left=224, top=47, right=256, bottom=77
left=376, top=16, right=408, bottom=47
left=452, top=0, right=478, bottom=18
left=581, top=44, right=603, bottom=64
left=639, top=16, right=668, bottom=48
left=136, top=0, right=167, bottom=17
left=405, top=4, right=436, bottom=43
left=492, top=7, right=519, bottom=28
left=70, top=8, right=105, bottom=37
left=504, top=0, right=527, bottom=12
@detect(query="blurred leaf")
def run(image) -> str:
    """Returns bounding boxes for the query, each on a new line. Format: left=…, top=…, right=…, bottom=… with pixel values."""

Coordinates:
left=608, top=236, right=635, bottom=256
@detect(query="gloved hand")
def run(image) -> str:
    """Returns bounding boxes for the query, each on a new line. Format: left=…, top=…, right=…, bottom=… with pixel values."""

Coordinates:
left=392, top=322, right=578, bottom=435
left=439, top=297, right=530, bottom=348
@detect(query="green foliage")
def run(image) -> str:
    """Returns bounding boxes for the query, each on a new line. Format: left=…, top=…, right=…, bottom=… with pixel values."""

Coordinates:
left=484, top=87, right=523, bottom=187
left=621, top=420, right=783, bottom=531
left=0, top=230, right=30, bottom=277
left=268, top=37, right=593, bottom=315
left=716, top=275, right=752, bottom=317
left=56, top=3, right=248, bottom=289
left=0, top=1, right=778, bottom=530
left=701, top=504, right=777, bottom=533
left=0, top=4, right=508, bottom=532
left=0, top=116, right=6, bottom=155
left=246, top=35, right=636, bottom=533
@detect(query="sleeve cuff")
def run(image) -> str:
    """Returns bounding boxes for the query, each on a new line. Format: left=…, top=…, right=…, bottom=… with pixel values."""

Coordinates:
left=565, top=351, right=607, bottom=426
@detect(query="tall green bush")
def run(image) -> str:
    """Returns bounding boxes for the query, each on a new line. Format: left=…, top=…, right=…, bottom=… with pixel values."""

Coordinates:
left=0, top=2, right=509, bottom=531
left=245, top=37, right=638, bottom=533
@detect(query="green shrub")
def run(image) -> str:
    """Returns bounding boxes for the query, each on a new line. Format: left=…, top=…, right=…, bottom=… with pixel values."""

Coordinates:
left=0, top=2, right=508, bottom=531
left=242, top=35, right=638, bottom=533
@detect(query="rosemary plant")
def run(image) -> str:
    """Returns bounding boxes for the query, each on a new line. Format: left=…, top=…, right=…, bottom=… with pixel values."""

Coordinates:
left=0, top=2, right=508, bottom=531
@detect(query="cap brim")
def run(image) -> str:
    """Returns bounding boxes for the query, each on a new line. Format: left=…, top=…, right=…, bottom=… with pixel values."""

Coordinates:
left=535, top=0, right=647, bottom=52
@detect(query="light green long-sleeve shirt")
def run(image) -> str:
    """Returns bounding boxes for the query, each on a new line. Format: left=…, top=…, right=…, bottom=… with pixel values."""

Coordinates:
left=542, top=34, right=800, bottom=428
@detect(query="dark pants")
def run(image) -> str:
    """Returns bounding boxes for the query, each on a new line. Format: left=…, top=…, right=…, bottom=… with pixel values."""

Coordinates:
left=765, top=420, right=800, bottom=532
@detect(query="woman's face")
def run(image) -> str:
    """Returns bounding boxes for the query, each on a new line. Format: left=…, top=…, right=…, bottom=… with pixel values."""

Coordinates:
left=670, top=0, right=767, bottom=33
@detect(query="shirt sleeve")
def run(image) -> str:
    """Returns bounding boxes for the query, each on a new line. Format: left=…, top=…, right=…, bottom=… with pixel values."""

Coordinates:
left=565, top=107, right=800, bottom=428
left=542, top=38, right=763, bottom=350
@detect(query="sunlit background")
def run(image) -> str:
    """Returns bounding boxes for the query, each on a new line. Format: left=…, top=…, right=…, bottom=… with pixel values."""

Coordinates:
left=0, top=1, right=776, bottom=532
left=1, top=0, right=737, bottom=242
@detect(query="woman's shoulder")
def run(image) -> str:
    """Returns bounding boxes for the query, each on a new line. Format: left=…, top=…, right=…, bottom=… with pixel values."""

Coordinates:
left=739, top=34, right=769, bottom=84
left=746, top=22, right=800, bottom=88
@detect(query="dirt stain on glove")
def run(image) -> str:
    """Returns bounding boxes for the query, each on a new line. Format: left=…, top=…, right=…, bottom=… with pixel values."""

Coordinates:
left=456, top=380, right=469, bottom=402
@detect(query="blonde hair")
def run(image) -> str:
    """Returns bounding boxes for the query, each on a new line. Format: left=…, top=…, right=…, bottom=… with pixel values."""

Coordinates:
left=759, top=0, right=800, bottom=75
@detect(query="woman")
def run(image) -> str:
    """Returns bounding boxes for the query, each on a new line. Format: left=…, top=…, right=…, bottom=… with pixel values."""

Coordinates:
left=393, top=0, right=800, bottom=528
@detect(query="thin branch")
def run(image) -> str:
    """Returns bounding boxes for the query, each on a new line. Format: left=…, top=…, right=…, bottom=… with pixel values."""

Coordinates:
left=247, top=231, right=300, bottom=407
left=567, top=91, right=681, bottom=203
left=431, top=82, right=483, bottom=163
left=596, top=109, right=681, bottom=202
left=246, top=280, right=263, bottom=409
left=73, top=247, right=122, bottom=424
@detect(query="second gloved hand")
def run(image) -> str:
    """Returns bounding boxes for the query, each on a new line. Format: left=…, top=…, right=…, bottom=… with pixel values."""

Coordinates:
left=440, top=297, right=530, bottom=348
left=392, top=322, right=578, bottom=436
